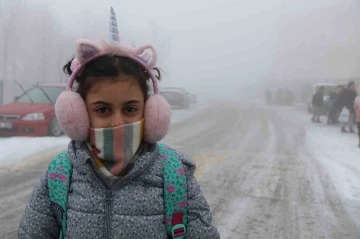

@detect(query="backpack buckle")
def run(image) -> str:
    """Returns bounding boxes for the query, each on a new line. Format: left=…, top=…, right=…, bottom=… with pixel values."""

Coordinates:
left=171, top=212, right=186, bottom=238
left=171, top=224, right=186, bottom=238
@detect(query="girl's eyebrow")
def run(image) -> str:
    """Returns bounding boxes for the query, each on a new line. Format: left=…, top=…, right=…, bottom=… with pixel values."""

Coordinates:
left=124, top=100, right=141, bottom=105
left=90, top=100, right=141, bottom=106
left=90, top=101, right=112, bottom=106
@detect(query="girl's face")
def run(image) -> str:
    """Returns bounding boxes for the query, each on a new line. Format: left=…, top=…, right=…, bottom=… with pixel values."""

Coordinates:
left=85, top=77, right=145, bottom=128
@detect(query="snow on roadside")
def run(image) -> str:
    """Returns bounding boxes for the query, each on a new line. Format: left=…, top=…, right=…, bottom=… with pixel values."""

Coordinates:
left=286, top=106, right=360, bottom=198
left=306, top=123, right=360, bottom=235
left=285, top=105, right=360, bottom=232
left=307, top=130, right=360, bottom=201
left=289, top=106, right=360, bottom=198
left=0, top=100, right=208, bottom=167
left=0, top=136, right=69, bottom=168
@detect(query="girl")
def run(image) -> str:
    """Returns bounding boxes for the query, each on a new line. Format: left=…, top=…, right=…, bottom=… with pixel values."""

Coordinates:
left=18, top=40, right=220, bottom=238
left=354, top=86, right=360, bottom=147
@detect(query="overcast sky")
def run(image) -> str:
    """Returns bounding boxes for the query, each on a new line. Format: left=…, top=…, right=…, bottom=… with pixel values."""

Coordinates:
left=2, top=0, right=360, bottom=98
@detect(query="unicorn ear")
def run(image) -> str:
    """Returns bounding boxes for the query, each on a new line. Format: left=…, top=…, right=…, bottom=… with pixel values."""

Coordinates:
left=75, top=40, right=102, bottom=63
left=135, top=45, right=157, bottom=68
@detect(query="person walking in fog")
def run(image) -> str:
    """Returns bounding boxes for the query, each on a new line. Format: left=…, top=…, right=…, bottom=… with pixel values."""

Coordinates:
left=340, top=81, right=356, bottom=133
left=354, top=86, right=360, bottom=147
left=326, top=90, right=336, bottom=124
left=328, top=86, right=344, bottom=124
left=311, top=86, right=324, bottom=123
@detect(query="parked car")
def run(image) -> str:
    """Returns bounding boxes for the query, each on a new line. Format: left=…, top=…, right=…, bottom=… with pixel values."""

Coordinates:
left=160, top=87, right=190, bottom=109
left=0, top=84, right=66, bottom=137
left=307, top=83, right=337, bottom=115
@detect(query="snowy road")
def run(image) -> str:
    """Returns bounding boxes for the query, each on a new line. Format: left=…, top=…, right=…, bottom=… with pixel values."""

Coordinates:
left=1, top=102, right=360, bottom=238
left=164, top=102, right=360, bottom=239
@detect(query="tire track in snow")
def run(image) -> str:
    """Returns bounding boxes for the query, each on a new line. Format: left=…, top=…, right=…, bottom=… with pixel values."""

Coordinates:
left=199, top=105, right=357, bottom=239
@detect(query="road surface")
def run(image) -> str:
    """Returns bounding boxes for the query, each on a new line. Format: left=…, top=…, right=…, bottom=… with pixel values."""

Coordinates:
left=0, top=102, right=359, bottom=238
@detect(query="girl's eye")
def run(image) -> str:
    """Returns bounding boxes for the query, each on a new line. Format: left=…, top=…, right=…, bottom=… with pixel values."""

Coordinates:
left=124, top=106, right=137, bottom=113
left=95, top=107, right=111, bottom=114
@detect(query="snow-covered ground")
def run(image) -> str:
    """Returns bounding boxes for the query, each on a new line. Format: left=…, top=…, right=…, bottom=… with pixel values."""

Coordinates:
left=0, top=136, right=69, bottom=169
left=292, top=106, right=360, bottom=199
left=285, top=105, right=360, bottom=233
left=0, top=100, right=208, bottom=169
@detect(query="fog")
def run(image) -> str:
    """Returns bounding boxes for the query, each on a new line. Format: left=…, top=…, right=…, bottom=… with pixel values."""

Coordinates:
left=1, top=0, right=360, bottom=102
left=2, top=1, right=360, bottom=237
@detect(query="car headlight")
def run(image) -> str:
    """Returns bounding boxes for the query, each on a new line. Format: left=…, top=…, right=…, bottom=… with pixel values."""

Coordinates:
left=22, top=113, right=45, bottom=120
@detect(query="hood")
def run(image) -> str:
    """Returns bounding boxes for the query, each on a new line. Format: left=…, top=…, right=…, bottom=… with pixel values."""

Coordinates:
left=0, top=102, right=53, bottom=117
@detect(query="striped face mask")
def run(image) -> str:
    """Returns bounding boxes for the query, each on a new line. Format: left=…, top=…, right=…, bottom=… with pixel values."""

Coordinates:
left=88, top=119, right=144, bottom=176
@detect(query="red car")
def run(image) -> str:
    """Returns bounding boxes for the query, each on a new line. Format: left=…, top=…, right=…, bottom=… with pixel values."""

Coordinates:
left=0, top=84, right=66, bottom=137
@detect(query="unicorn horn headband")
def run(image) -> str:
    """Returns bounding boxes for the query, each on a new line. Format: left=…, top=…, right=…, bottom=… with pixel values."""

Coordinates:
left=55, top=7, right=170, bottom=143
left=109, top=7, right=120, bottom=44
left=68, top=39, right=158, bottom=93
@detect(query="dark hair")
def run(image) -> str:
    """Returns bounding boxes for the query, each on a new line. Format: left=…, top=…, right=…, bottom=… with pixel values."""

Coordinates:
left=62, top=55, right=161, bottom=100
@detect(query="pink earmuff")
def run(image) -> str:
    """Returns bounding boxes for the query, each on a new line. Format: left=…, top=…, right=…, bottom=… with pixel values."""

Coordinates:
left=55, top=40, right=171, bottom=143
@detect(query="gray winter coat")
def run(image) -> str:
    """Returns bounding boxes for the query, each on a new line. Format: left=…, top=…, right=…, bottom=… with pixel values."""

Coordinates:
left=18, top=140, right=220, bottom=239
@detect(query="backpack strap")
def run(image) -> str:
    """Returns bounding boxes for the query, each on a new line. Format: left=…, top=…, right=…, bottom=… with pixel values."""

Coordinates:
left=47, top=151, right=73, bottom=239
left=158, top=143, right=188, bottom=239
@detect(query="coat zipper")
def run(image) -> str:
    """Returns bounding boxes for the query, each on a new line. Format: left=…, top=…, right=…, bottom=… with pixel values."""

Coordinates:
left=105, top=190, right=113, bottom=239
left=85, top=145, right=157, bottom=237
left=87, top=164, right=112, bottom=239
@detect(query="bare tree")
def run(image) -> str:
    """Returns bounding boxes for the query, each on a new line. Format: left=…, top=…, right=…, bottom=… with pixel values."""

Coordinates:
left=0, top=1, right=75, bottom=102
left=0, top=0, right=121, bottom=101
left=0, top=0, right=21, bottom=104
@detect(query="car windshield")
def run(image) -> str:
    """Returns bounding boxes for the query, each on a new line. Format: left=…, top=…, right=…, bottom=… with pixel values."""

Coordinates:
left=16, top=86, right=65, bottom=104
